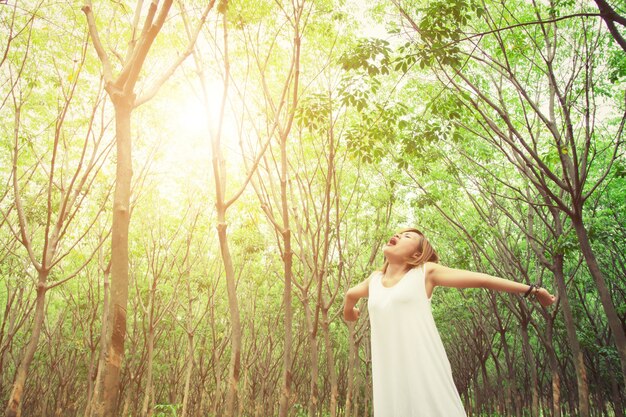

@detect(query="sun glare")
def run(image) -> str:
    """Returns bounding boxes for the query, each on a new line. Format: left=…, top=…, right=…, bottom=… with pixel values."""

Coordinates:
left=171, top=80, right=243, bottom=154
left=152, top=79, right=252, bottom=198
left=176, top=94, right=210, bottom=136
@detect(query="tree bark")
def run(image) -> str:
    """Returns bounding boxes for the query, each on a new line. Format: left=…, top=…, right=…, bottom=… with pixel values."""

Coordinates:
left=542, top=312, right=561, bottom=417
left=278, top=220, right=293, bottom=417
left=592, top=0, right=626, bottom=52
left=303, top=302, right=319, bottom=417
left=99, top=102, right=133, bottom=417
left=553, top=254, right=590, bottom=417
left=571, top=214, right=626, bottom=390
left=4, top=276, right=48, bottom=417
left=180, top=322, right=195, bottom=416
left=85, top=266, right=110, bottom=417
left=344, top=323, right=358, bottom=417
left=519, top=320, right=539, bottom=417
left=216, top=220, right=242, bottom=417
left=141, top=321, right=155, bottom=417
left=322, top=309, right=338, bottom=417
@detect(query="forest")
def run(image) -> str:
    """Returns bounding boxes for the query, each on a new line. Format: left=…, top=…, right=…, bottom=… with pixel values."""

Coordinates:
left=1, top=0, right=625, bottom=416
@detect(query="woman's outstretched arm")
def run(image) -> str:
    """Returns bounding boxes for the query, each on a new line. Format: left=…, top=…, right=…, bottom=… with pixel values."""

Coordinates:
left=343, top=274, right=372, bottom=321
left=426, top=262, right=556, bottom=307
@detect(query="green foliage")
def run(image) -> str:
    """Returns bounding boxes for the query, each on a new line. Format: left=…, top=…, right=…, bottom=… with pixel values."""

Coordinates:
left=554, top=232, right=578, bottom=255
left=154, top=403, right=181, bottom=417
left=608, top=48, right=626, bottom=83
left=409, top=0, right=486, bottom=68
left=228, top=0, right=273, bottom=27
left=296, top=93, right=332, bottom=131
left=339, top=38, right=392, bottom=75
left=343, top=100, right=406, bottom=164
left=615, top=160, right=626, bottom=179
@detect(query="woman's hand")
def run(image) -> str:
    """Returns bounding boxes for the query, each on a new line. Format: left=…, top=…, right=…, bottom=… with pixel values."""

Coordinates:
left=344, top=307, right=360, bottom=322
left=343, top=275, right=371, bottom=322
left=535, top=287, right=557, bottom=307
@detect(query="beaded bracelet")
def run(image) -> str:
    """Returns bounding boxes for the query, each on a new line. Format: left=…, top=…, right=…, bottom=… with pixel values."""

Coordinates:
left=524, top=283, right=538, bottom=298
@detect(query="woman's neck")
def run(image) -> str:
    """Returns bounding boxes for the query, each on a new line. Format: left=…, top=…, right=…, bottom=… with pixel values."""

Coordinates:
left=385, top=261, right=410, bottom=279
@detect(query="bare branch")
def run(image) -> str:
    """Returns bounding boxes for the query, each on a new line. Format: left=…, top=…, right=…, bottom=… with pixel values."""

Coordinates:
left=135, top=1, right=216, bottom=106
left=81, top=1, right=114, bottom=83
left=593, top=0, right=626, bottom=52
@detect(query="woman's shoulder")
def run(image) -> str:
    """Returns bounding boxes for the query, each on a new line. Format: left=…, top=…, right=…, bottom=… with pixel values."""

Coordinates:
left=422, top=262, right=442, bottom=280
left=367, top=270, right=382, bottom=283
left=369, top=270, right=383, bottom=279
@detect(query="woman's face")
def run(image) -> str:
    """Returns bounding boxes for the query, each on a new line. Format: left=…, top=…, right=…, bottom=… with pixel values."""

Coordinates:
left=383, top=230, right=421, bottom=261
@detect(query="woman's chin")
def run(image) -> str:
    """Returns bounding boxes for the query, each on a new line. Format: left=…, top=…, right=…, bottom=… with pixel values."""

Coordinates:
left=383, top=251, right=404, bottom=263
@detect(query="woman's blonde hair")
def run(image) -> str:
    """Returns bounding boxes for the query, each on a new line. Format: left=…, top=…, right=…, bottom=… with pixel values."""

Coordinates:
left=381, top=228, right=439, bottom=273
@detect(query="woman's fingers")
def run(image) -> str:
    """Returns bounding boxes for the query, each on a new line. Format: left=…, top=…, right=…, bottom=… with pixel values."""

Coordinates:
left=344, top=307, right=360, bottom=322
left=536, top=288, right=556, bottom=307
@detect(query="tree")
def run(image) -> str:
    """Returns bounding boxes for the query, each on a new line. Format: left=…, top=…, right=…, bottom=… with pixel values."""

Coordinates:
left=81, top=1, right=212, bottom=415
left=1, top=5, right=113, bottom=413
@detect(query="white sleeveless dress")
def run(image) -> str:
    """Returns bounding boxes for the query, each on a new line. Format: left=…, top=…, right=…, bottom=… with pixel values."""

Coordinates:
left=367, top=264, right=467, bottom=417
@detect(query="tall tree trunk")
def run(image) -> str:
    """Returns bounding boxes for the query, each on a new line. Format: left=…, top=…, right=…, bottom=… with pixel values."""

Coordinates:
left=544, top=315, right=561, bottom=417
left=207, top=5, right=243, bottom=415
left=322, top=309, right=338, bottom=417
left=609, top=367, right=625, bottom=417
left=277, top=19, right=300, bottom=416
left=496, top=325, right=517, bottom=417
left=82, top=1, right=208, bottom=412
left=216, top=220, right=242, bottom=417
left=303, top=302, right=319, bottom=417
left=211, top=346, right=222, bottom=416
left=551, top=367, right=561, bottom=417
left=180, top=329, right=194, bottom=416
left=344, top=323, right=357, bottom=417
left=4, top=273, right=48, bottom=417
left=141, top=322, right=155, bottom=417
left=520, top=320, right=539, bottom=417
left=571, top=215, right=626, bottom=390
left=363, top=359, right=371, bottom=417
left=278, top=220, right=293, bottom=417
left=99, top=102, right=133, bottom=417
left=85, top=267, right=110, bottom=417
left=553, top=255, right=590, bottom=417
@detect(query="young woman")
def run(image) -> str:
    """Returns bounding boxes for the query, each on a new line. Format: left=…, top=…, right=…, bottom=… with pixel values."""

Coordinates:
left=343, top=228, right=556, bottom=417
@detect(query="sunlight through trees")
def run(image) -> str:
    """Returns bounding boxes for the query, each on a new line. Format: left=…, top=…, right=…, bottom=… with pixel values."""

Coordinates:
left=1, top=0, right=625, bottom=416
